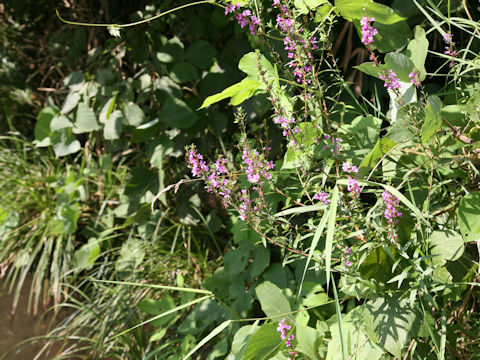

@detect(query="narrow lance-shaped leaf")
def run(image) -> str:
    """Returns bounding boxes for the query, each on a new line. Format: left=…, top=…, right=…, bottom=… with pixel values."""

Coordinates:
left=326, top=185, right=339, bottom=291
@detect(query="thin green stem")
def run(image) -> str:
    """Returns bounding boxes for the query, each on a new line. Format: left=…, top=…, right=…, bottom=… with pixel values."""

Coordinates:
left=56, top=0, right=218, bottom=28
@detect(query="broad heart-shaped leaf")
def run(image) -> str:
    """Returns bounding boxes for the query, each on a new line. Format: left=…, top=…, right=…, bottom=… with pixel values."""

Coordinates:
left=199, top=79, right=261, bottom=109
left=74, top=238, right=100, bottom=272
left=162, top=97, right=198, bottom=129
left=327, top=306, right=383, bottom=360
left=255, top=281, right=294, bottom=323
left=337, top=0, right=412, bottom=52
left=421, top=95, right=442, bottom=143
left=170, top=62, right=199, bottom=83
left=185, top=40, right=216, bottom=69
left=61, top=91, right=81, bottom=115
left=294, top=0, right=328, bottom=14
left=224, top=247, right=250, bottom=278
left=406, top=26, right=429, bottom=80
left=50, top=115, right=73, bottom=131
left=243, top=323, right=282, bottom=360
left=73, top=102, right=99, bottom=133
left=123, top=102, right=145, bottom=127
left=99, top=96, right=116, bottom=124
left=296, top=324, right=323, bottom=360
left=339, top=115, right=382, bottom=149
left=385, top=53, right=414, bottom=82
left=359, top=246, right=396, bottom=283
left=50, top=128, right=81, bottom=157
left=428, top=230, right=464, bottom=265
left=103, top=110, right=123, bottom=140
left=458, top=193, right=480, bottom=239
left=364, top=296, right=421, bottom=358
left=115, top=238, right=145, bottom=276
left=238, top=51, right=276, bottom=85
left=35, top=106, right=57, bottom=147
left=156, top=36, right=184, bottom=63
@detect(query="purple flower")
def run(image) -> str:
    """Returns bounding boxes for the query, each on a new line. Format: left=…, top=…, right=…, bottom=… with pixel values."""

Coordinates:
left=277, top=318, right=294, bottom=349
left=347, top=176, right=360, bottom=195
left=186, top=147, right=209, bottom=177
left=443, top=33, right=457, bottom=67
left=382, top=190, right=402, bottom=225
left=342, top=161, right=358, bottom=174
left=242, top=147, right=274, bottom=184
left=224, top=3, right=240, bottom=15
left=346, top=260, right=352, bottom=267
left=360, top=16, right=378, bottom=46
left=380, top=69, right=401, bottom=91
left=313, top=191, right=330, bottom=204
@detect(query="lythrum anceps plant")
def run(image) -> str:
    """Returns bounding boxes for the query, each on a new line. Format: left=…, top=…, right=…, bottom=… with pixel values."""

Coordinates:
left=180, top=0, right=480, bottom=358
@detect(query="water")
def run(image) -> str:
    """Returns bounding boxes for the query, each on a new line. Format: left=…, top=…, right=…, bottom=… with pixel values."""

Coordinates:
left=0, top=278, right=55, bottom=360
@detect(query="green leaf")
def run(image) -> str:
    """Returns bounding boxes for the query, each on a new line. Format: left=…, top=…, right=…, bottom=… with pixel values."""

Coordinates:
left=73, top=102, right=99, bottom=133
left=50, top=115, right=73, bottom=131
left=182, top=320, right=231, bottom=360
left=327, top=306, right=383, bottom=360
left=406, top=26, right=429, bottom=80
left=458, top=193, right=480, bottom=239
left=199, top=79, right=261, bottom=109
left=238, top=52, right=276, bottom=85
left=162, top=97, right=198, bottom=129
left=255, top=281, right=294, bottom=323
left=339, top=114, right=382, bottom=149
left=385, top=53, right=415, bottom=82
left=224, top=247, right=250, bottom=278
left=64, top=71, right=85, bottom=91
left=299, top=211, right=328, bottom=299
left=103, top=110, right=123, bottom=140
left=185, top=40, right=216, bottom=69
left=35, top=107, right=57, bottom=146
left=61, top=92, right=81, bottom=114
left=421, top=95, right=442, bottom=143
left=51, top=128, right=81, bottom=157
left=170, top=62, right=199, bottom=83
left=296, top=324, right=322, bottom=359
left=99, top=96, right=117, bottom=124
left=243, top=323, right=282, bottom=360
left=156, top=37, right=184, bottom=63
left=325, top=186, right=339, bottom=291
left=428, top=230, right=464, bottom=265
left=294, top=0, right=328, bottom=14
left=336, top=0, right=412, bottom=52
left=115, top=238, right=145, bottom=276
left=358, top=137, right=397, bottom=178
left=354, top=62, right=385, bottom=79
left=74, top=238, right=100, bottom=272
left=123, top=102, right=146, bottom=127
left=364, top=296, right=421, bottom=358
left=359, top=246, right=395, bottom=283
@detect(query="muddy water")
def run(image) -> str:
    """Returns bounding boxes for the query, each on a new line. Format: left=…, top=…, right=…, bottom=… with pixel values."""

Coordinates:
left=0, top=279, right=54, bottom=360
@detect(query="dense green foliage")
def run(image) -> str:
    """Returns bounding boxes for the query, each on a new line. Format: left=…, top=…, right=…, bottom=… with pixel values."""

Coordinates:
left=2, top=0, right=480, bottom=359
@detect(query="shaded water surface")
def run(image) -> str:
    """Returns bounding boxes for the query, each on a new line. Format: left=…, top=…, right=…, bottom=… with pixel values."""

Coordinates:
left=0, top=279, right=55, bottom=359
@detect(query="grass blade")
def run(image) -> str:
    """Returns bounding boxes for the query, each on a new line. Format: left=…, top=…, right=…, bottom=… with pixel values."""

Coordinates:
left=111, top=295, right=211, bottom=340
left=298, top=209, right=329, bottom=298
left=89, top=278, right=212, bottom=294
left=182, top=320, right=231, bottom=360
left=331, top=274, right=347, bottom=360
left=326, top=185, right=339, bottom=291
